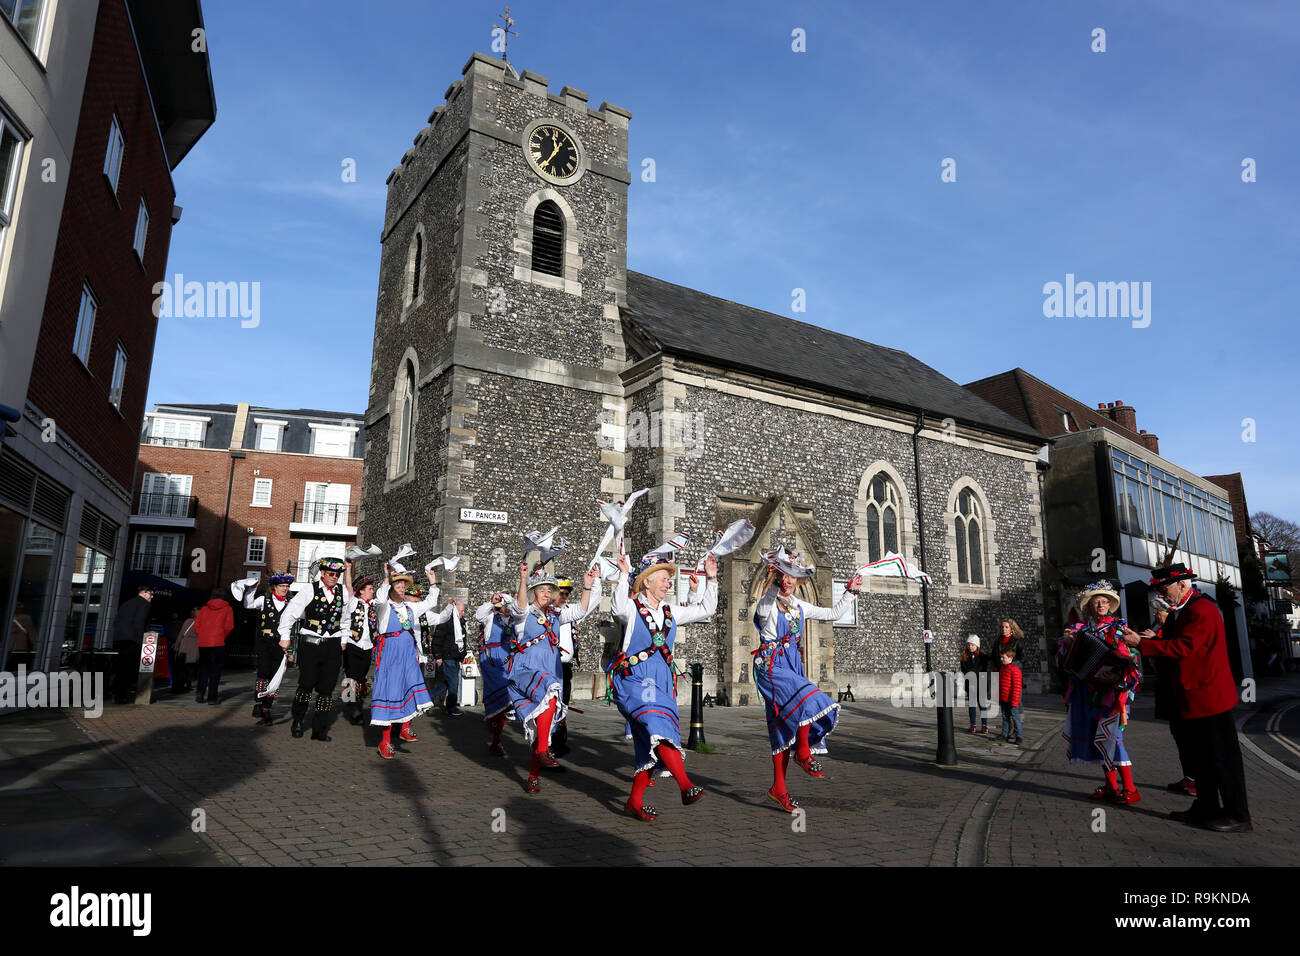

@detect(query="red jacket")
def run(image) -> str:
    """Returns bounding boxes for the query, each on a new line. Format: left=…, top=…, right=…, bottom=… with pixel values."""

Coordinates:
left=194, top=599, right=234, bottom=649
left=998, top=662, right=1022, bottom=707
left=1140, top=593, right=1237, bottom=719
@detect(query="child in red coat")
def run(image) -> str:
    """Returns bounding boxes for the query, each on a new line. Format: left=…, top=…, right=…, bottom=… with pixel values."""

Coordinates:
left=998, top=650, right=1023, bottom=743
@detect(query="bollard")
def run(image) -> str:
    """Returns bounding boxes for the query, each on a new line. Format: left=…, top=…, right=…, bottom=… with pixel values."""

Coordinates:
left=686, top=662, right=706, bottom=749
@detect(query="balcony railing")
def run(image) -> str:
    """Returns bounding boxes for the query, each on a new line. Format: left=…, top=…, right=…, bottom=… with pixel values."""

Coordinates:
left=135, top=493, right=198, bottom=519
left=131, top=550, right=186, bottom=578
left=145, top=436, right=203, bottom=448
left=292, top=500, right=357, bottom=527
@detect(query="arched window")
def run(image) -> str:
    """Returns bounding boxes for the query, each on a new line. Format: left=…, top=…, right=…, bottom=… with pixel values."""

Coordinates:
left=954, top=487, right=984, bottom=585
left=864, top=472, right=900, bottom=563
left=404, top=226, right=424, bottom=309
left=390, top=360, right=416, bottom=478
left=530, top=200, right=564, bottom=277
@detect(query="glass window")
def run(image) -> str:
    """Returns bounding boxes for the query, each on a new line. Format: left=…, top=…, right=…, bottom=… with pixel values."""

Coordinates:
left=863, top=471, right=901, bottom=563
left=255, top=421, right=282, bottom=451
left=1162, top=491, right=1180, bottom=546
left=251, top=478, right=272, bottom=507
left=103, top=114, right=125, bottom=194
left=3, top=0, right=46, bottom=50
left=73, top=285, right=97, bottom=365
left=109, top=343, right=127, bottom=409
left=132, top=198, right=149, bottom=260
left=9, top=520, right=58, bottom=667
left=1114, top=473, right=1129, bottom=534
left=246, top=536, right=266, bottom=565
left=0, top=114, right=24, bottom=262
left=954, top=488, right=985, bottom=585
left=310, top=425, right=353, bottom=456
left=865, top=503, right=880, bottom=563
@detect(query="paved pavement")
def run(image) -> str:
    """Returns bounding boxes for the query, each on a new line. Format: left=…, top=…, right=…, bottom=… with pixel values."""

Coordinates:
left=3, top=669, right=1298, bottom=866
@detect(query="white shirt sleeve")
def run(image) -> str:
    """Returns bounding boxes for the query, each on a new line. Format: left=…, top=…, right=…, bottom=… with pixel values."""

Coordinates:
left=670, top=579, right=717, bottom=626
left=798, top=588, right=857, bottom=623
left=754, top=586, right=781, bottom=643
left=277, top=587, right=314, bottom=643
left=556, top=578, right=601, bottom=625
left=609, top=573, right=634, bottom=623
left=405, top=587, right=440, bottom=617
left=475, top=602, right=495, bottom=625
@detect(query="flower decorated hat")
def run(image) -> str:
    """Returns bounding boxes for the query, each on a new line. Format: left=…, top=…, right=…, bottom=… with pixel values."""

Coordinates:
left=1076, top=580, right=1121, bottom=614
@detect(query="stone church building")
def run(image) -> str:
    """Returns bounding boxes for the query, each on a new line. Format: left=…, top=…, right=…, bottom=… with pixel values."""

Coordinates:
left=360, top=52, right=1050, bottom=701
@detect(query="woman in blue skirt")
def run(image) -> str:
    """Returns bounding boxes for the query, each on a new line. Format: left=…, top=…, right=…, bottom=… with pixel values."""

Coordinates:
left=506, top=563, right=601, bottom=793
left=475, top=592, right=522, bottom=756
left=372, top=564, right=460, bottom=759
left=607, top=550, right=719, bottom=821
left=752, top=547, right=861, bottom=813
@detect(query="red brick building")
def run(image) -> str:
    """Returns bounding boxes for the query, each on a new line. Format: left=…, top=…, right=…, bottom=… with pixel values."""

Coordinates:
left=0, top=0, right=214, bottom=670
left=131, top=403, right=364, bottom=608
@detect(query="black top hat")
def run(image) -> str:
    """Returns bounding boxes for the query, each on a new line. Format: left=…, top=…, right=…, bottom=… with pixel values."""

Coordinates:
left=1149, top=563, right=1196, bottom=587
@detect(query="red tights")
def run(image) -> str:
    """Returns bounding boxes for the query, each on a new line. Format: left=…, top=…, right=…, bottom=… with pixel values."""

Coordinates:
left=628, top=743, right=694, bottom=808
left=772, top=725, right=812, bottom=794
left=486, top=714, right=505, bottom=744
left=528, top=700, right=557, bottom=776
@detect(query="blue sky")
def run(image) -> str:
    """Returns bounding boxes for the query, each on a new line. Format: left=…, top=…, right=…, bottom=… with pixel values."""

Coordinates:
left=149, top=0, right=1299, bottom=515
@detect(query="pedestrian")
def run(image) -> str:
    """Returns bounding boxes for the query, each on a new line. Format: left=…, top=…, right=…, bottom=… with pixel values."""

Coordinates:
left=194, top=591, right=234, bottom=705
left=998, top=649, right=1023, bottom=743
left=1058, top=580, right=1142, bottom=806
left=1122, top=562, right=1252, bottom=833
left=372, top=563, right=459, bottom=759
left=751, top=547, right=862, bottom=814
left=340, top=561, right=378, bottom=727
left=606, top=550, right=717, bottom=821
left=233, top=571, right=295, bottom=724
left=278, top=556, right=351, bottom=741
left=506, top=563, right=600, bottom=794
left=991, top=618, right=1024, bottom=665
left=111, top=585, right=153, bottom=703
left=476, top=592, right=524, bottom=756
left=423, top=601, right=467, bottom=717
left=173, top=608, right=199, bottom=694
left=960, top=635, right=990, bottom=734
left=1146, top=594, right=1195, bottom=798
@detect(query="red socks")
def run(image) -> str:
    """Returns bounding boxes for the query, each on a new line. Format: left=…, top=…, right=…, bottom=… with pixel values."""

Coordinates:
left=1119, top=765, right=1136, bottom=792
left=1105, top=769, right=1119, bottom=792
left=630, top=770, right=651, bottom=808
left=380, top=726, right=392, bottom=749
left=655, top=744, right=693, bottom=791
left=772, top=751, right=790, bottom=794
left=534, top=700, right=556, bottom=754
left=795, top=725, right=812, bottom=763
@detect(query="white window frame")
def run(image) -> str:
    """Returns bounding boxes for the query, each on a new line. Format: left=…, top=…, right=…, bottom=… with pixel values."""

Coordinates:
left=254, top=418, right=286, bottom=452
left=0, top=110, right=26, bottom=264
left=103, top=114, right=125, bottom=195
left=308, top=421, right=357, bottom=457
left=141, top=473, right=193, bottom=517
left=251, top=477, right=273, bottom=508
left=73, top=285, right=97, bottom=366
left=132, top=198, right=149, bottom=262
left=4, top=0, right=49, bottom=54
left=109, top=343, right=127, bottom=409
left=246, top=535, right=267, bottom=566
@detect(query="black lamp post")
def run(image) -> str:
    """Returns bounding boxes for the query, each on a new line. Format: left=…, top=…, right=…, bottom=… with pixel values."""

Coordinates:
left=914, top=411, right=957, bottom=766
left=214, top=450, right=246, bottom=588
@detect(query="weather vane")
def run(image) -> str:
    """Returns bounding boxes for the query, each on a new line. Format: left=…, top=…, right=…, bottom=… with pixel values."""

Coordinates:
left=493, top=6, right=520, bottom=70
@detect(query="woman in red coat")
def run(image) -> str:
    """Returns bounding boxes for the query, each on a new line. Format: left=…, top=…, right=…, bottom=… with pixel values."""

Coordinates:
left=194, top=594, right=234, bottom=705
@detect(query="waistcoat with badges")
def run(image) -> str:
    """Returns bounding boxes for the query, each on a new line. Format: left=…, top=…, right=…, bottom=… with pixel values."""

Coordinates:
left=350, top=601, right=378, bottom=642
left=303, top=582, right=344, bottom=634
left=259, top=596, right=288, bottom=641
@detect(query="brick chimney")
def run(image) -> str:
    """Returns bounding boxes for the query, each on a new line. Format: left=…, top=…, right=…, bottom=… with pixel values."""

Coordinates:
left=1138, top=429, right=1160, bottom=455
left=1110, top=399, right=1138, bottom=433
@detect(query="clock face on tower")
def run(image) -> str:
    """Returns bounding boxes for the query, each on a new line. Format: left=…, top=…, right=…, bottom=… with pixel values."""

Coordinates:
left=524, top=122, right=584, bottom=185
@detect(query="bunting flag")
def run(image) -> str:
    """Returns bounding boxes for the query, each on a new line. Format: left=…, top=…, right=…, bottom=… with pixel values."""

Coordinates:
left=853, top=550, right=931, bottom=584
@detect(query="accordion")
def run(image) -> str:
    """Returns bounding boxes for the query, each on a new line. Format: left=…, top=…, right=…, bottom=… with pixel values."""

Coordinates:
left=1063, top=626, right=1129, bottom=687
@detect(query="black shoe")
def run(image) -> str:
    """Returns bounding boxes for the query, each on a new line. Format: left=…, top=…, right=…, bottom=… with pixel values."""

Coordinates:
left=291, top=718, right=305, bottom=738
left=260, top=714, right=274, bottom=727
left=310, top=731, right=332, bottom=742
left=445, top=704, right=463, bottom=717
left=1204, top=817, right=1252, bottom=833
left=1169, top=808, right=1210, bottom=825
left=196, top=692, right=206, bottom=703
left=207, top=696, right=219, bottom=705
left=252, top=702, right=263, bottom=719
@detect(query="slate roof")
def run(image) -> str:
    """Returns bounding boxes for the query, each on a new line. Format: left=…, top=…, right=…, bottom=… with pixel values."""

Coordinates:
left=622, top=272, right=1046, bottom=445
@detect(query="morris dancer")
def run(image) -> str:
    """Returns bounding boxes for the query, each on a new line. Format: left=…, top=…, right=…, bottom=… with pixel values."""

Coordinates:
left=1059, top=581, right=1142, bottom=806
left=232, top=570, right=295, bottom=726
left=507, top=563, right=600, bottom=794
left=278, top=556, right=350, bottom=741
left=341, top=560, right=379, bottom=726
left=752, top=547, right=862, bottom=814
left=372, top=565, right=459, bottom=759
left=476, top=592, right=523, bottom=756
left=607, top=551, right=718, bottom=821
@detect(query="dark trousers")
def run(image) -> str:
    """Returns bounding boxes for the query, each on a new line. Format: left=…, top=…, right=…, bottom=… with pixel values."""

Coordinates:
left=292, top=639, right=342, bottom=733
left=173, top=655, right=193, bottom=692
left=197, top=647, right=226, bottom=701
left=112, top=640, right=140, bottom=700
left=255, top=637, right=285, bottom=681
left=342, top=644, right=371, bottom=682
left=1168, top=715, right=1194, bottom=779
left=1185, top=710, right=1251, bottom=822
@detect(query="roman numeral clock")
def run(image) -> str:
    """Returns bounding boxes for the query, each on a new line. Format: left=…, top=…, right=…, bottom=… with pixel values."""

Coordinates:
left=523, top=118, right=587, bottom=185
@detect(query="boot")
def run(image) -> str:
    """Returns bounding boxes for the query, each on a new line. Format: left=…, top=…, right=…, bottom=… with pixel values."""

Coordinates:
left=290, top=689, right=310, bottom=738
left=311, top=696, right=334, bottom=741
left=260, top=696, right=275, bottom=727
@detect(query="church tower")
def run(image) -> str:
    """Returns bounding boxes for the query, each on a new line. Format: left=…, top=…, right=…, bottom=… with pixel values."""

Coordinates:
left=360, top=53, right=632, bottom=621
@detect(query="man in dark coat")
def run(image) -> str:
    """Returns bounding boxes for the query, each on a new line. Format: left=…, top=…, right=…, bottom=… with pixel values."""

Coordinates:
left=112, top=585, right=154, bottom=703
left=1124, top=563, right=1251, bottom=832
